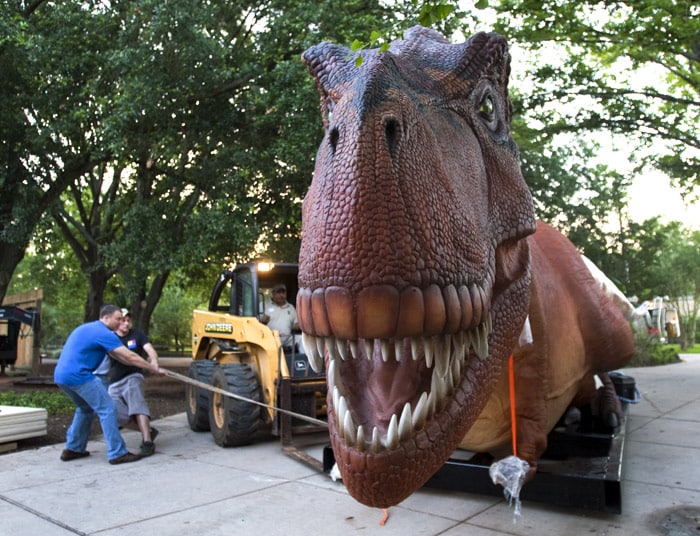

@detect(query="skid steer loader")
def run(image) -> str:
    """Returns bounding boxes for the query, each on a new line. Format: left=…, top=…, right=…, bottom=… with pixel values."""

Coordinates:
left=187, top=262, right=327, bottom=449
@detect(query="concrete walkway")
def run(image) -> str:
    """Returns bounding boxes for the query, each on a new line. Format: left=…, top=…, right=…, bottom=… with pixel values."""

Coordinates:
left=1, top=357, right=699, bottom=536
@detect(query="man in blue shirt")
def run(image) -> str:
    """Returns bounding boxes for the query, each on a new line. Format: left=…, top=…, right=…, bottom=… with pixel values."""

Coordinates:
left=54, top=304, right=165, bottom=464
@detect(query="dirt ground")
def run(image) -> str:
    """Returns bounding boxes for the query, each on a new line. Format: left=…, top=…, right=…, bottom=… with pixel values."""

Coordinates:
left=0, top=361, right=189, bottom=454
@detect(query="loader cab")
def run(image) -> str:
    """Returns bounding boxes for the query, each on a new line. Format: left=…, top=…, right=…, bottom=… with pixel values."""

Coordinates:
left=208, top=262, right=300, bottom=321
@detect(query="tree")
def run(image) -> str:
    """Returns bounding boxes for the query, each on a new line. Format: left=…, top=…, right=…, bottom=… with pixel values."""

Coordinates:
left=489, top=0, right=700, bottom=196
left=5, top=0, right=406, bottom=336
left=0, top=1, right=110, bottom=304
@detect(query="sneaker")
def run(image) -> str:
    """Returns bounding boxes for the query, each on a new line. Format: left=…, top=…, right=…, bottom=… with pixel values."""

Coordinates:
left=60, top=449, right=90, bottom=461
left=109, top=452, right=142, bottom=465
left=139, top=441, right=155, bottom=457
left=149, top=427, right=159, bottom=442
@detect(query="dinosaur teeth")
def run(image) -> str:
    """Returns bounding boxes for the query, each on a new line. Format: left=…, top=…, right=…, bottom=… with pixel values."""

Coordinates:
left=398, top=402, right=412, bottom=441
left=309, top=313, right=494, bottom=452
left=386, top=414, right=399, bottom=449
left=356, top=425, right=366, bottom=452
left=413, top=392, right=429, bottom=429
left=303, top=333, right=324, bottom=372
left=370, top=426, right=381, bottom=453
left=363, top=338, right=373, bottom=360
left=380, top=339, right=390, bottom=362
left=336, top=338, right=349, bottom=360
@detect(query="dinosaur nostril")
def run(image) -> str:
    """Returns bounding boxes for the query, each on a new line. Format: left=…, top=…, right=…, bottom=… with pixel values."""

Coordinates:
left=384, top=117, right=401, bottom=157
left=329, top=127, right=339, bottom=153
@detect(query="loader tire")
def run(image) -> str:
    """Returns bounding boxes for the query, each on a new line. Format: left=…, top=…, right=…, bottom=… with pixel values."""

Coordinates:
left=186, top=360, right=216, bottom=431
left=209, top=364, right=262, bottom=447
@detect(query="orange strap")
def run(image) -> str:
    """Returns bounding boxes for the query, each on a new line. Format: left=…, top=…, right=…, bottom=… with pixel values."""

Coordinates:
left=509, top=354, right=517, bottom=455
left=380, top=508, right=389, bottom=525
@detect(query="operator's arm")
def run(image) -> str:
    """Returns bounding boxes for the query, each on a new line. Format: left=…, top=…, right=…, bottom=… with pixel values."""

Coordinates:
left=109, top=346, right=164, bottom=375
left=143, top=341, right=159, bottom=367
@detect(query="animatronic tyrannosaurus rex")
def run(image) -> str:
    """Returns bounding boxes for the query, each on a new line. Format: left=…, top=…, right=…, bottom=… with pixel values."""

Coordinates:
left=297, top=26, right=635, bottom=508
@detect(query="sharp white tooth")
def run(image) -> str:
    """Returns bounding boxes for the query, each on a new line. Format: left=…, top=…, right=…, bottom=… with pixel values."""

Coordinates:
left=336, top=339, right=349, bottom=360
left=411, top=338, right=420, bottom=360
left=424, top=337, right=434, bottom=369
left=363, top=339, right=373, bottom=360
left=431, top=367, right=447, bottom=406
left=356, top=425, right=366, bottom=452
left=476, top=323, right=489, bottom=360
left=398, top=402, right=412, bottom=441
left=380, top=339, right=390, bottom=362
left=413, top=392, right=429, bottom=428
left=427, top=390, right=438, bottom=415
left=371, top=427, right=381, bottom=452
left=332, top=386, right=340, bottom=413
left=454, top=332, right=466, bottom=362
left=303, top=333, right=323, bottom=372
left=328, top=359, right=336, bottom=392
left=451, top=354, right=461, bottom=389
left=337, top=395, right=348, bottom=431
left=349, top=340, right=359, bottom=359
left=394, top=340, right=403, bottom=362
left=386, top=414, right=399, bottom=449
left=343, top=409, right=356, bottom=445
left=444, top=365, right=453, bottom=395
left=487, top=312, right=493, bottom=334
left=435, top=336, right=449, bottom=378
left=316, top=336, right=326, bottom=361
left=325, top=336, right=337, bottom=360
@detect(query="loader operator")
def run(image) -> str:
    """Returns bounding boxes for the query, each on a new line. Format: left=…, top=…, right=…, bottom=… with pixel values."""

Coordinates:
left=261, top=283, right=299, bottom=353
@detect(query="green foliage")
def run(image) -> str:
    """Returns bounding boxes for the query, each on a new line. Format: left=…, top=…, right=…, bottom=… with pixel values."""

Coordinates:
left=150, top=281, right=201, bottom=352
left=0, top=390, right=75, bottom=416
left=627, top=331, right=679, bottom=367
left=491, top=0, right=700, bottom=196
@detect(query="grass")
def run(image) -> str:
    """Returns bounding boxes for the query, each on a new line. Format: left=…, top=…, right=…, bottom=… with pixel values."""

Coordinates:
left=0, top=390, right=75, bottom=415
left=667, top=343, right=700, bottom=354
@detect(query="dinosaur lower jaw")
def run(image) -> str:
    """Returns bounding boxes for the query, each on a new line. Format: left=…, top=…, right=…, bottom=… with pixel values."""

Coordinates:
left=303, top=318, right=491, bottom=452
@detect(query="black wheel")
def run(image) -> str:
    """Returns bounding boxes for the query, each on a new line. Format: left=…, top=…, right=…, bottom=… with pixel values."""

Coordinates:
left=186, top=360, right=216, bottom=431
left=209, top=363, right=261, bottom=446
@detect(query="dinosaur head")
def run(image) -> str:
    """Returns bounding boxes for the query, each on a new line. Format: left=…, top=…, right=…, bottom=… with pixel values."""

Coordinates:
left=299, top=26, right=536, bottom=507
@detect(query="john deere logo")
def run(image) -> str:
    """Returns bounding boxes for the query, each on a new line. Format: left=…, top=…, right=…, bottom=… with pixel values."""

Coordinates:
left=204, top=323, right=233, bottom=334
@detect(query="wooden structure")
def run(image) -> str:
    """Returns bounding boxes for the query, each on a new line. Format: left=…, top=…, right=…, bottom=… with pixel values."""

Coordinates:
left=0, top=289, right=42, bottom=375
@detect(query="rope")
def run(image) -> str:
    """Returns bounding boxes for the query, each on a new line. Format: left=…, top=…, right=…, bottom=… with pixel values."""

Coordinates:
left=508, top=355, right=517, bottom=455
left=163, top=368, right=328, bottom=428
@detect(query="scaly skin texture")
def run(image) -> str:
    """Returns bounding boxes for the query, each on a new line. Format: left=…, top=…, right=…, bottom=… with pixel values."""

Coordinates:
left=298, top=27, right=633, bottom=508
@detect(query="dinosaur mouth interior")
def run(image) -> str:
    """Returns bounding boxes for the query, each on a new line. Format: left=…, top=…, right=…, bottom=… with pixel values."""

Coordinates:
left=302, top=313, right=492, bottom=453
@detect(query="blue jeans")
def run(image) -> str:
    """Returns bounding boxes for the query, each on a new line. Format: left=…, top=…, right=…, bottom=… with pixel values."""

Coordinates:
left=58, top=376, right=128, bottom=461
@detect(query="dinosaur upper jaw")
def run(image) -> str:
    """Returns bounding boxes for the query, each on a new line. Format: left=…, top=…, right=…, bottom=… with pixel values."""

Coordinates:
left=297, top=239, right=531, bottom=507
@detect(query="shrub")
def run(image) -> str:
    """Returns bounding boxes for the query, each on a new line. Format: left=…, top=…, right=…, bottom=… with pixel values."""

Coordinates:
left=0, top=390, right=75, bottom=415
left=627, top=331, right=679, bottom=367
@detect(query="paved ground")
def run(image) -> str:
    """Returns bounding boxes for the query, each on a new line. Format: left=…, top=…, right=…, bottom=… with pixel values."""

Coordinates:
left=1, top=356, right=699, bottom=536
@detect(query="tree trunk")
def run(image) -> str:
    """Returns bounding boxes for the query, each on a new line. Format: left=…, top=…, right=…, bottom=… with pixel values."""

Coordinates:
left=0, top=243, right=27, bottom=304
left=83, top=266, right=111, bottom=322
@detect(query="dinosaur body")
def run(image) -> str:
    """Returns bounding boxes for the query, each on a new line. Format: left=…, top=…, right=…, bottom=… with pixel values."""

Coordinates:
left=298, top=26, right=634, bottom=508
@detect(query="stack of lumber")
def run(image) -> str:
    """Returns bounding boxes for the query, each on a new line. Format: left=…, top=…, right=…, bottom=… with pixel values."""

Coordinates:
left=0, top=405, right=47, bottom=445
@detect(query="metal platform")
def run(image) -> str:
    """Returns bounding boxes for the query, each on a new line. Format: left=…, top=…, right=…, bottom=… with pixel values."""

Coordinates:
left=423, top=403, right=629, bottom=514
left=422, top=373, right=636, bottom=513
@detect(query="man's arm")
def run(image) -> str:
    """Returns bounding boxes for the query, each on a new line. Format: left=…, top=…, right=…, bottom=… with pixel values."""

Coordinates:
left=143, top=342, right=159, bottom=366
left=109, top=346, right=164, bottom=375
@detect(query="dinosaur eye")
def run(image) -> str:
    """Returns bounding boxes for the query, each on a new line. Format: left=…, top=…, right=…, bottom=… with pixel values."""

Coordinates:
left=475, top=85, right=501, bottom=134
left=478, top=94, right=495, bottom=122
left=325, top=99, right=335, bottom=126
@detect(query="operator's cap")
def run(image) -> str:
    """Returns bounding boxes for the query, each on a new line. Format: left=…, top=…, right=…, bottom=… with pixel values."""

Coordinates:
left=271, top=283, right=286, bottom=292
left=120, top=308, right=130, bottom=317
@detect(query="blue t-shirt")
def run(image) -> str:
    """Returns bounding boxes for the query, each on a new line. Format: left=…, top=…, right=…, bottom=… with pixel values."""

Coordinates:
left=54, top=320, right=124, bottom=386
